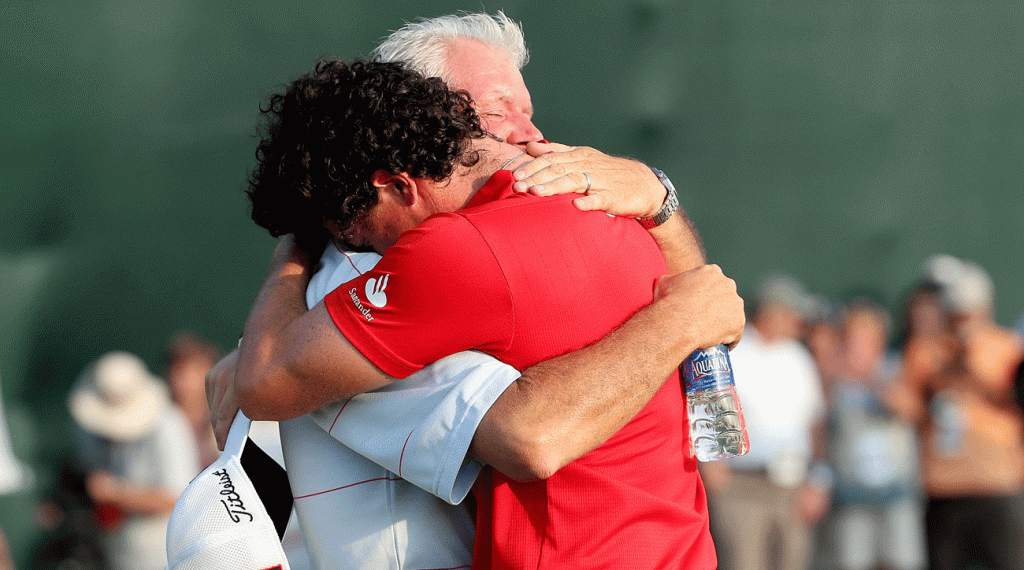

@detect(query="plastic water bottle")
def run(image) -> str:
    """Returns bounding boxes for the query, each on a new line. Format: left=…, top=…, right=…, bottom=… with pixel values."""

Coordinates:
left=682, top=344, right=749, bottom=462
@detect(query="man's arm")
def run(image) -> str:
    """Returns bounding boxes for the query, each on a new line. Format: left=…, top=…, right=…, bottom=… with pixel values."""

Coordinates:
left=227, top=236, right=393, bottom=425
left=472, top=264, right=743, bottom=480
left=471, top=145, right=726, bottom=479
left=210, top=168, right=739, bottom=475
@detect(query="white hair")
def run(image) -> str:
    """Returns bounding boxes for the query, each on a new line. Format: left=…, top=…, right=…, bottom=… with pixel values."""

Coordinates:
left=371, top=11, right=529, bottom=83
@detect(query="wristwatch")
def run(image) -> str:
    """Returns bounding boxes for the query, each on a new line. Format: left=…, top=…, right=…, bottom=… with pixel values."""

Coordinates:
left=636, top=168, right=679, bottom=229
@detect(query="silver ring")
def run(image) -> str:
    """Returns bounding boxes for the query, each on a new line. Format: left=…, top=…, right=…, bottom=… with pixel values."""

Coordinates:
left=582, top=172, right=592, bottom=191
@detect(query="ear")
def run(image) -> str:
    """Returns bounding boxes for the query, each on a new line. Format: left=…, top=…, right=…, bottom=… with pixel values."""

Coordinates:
left=370, top=170, right=420, bottom=206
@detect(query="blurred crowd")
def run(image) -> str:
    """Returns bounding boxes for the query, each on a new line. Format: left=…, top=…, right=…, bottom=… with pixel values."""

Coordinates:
left=12, top=333, right=223, bottom=570
left=2, top=253, right=1023, bottom=570
left=705, top=254, right=1024, bottom=570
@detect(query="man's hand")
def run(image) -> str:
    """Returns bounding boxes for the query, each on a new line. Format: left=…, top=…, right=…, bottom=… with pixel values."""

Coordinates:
left=510, top=142, right=707, bottom=270
left=206, top=348, right=240, bottom=450
left=511, top=142, right=667, bottom=218
left=655, top=264, right=745, bottom=350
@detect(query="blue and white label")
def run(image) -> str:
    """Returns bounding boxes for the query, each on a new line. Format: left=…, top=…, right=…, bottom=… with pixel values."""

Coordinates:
left=682, top=344, right=735, bottom=394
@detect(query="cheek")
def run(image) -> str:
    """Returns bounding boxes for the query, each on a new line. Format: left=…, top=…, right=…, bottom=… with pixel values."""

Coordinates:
left=481, top=117, right=515, bottom=140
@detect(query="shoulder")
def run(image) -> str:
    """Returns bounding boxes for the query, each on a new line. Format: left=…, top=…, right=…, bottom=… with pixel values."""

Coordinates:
left=308, top=245, right=383, bottom=307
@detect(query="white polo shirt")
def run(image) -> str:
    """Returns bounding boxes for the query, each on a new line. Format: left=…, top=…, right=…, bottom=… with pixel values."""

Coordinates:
left=280, top=243, right=520, bottom=570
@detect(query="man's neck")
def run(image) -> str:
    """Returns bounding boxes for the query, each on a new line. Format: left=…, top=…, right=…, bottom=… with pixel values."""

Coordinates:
left=499, top=151, right=529, bottom=172
left=458, top=151, right=529, bottom=209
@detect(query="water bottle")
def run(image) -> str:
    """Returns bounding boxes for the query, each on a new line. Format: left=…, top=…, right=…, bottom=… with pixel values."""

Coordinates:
left=682, top=344, right=749, bottom=462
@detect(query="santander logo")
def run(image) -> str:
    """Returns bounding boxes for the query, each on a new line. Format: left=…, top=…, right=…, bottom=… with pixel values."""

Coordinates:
left=365, top=274, right=389, bottom=308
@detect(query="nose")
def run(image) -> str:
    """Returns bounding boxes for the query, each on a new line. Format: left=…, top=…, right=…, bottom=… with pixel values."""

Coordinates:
left=504, top=113, right=544, bottom=148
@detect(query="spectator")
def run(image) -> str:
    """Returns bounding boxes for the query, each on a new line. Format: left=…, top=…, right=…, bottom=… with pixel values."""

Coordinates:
left=68, top=352, right=199, bottom=570
left=30, top=456, right=107, bottom=570
left=805, top=295, right=846, bottom=391
left=164, top=332, right=221, bottom=467
left=824, top=297, right=925, bottom=570
left=0, top=372, right=31, bottom=570
left=890, top=256, right=1024, bottom=570
left=705, top=273, right=829, bottom=570
left=0, top=376, right=31, bottom=496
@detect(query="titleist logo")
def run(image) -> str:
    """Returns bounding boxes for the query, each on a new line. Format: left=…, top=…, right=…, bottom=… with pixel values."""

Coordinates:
left=211, top=468, right=254, bottom=523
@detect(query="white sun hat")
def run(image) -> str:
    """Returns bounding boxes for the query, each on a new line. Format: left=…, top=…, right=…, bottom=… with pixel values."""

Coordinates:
left=67, top=351, right=169, bottom=442
left=165, top=410, right=293, bottom=570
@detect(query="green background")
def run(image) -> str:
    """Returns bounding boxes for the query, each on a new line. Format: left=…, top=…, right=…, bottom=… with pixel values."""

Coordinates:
left=2, top=0, right=1022, bottom=565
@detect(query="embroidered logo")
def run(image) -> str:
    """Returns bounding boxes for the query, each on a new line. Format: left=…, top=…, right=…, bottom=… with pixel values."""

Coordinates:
left=365, top=274, right=389, bottom=308
left=211, top=468, right=254, bottom=523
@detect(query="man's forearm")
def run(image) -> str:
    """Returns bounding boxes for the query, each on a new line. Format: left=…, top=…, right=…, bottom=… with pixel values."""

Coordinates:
left=471, top=301, right=688, bottom=480
left=471, top=265, right=743, bottom=480
left=234, top=248, right=315, bottom=419
left=231, top=237, right=393, bottom=422
left=649, top=209, right=706, bottom=274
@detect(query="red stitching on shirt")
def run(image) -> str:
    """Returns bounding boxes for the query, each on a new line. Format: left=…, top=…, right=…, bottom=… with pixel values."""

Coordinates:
left=338, top=246, right=365, bottom=275
left=328, top=397, right=354, bottom=434
left=398, top=431, right=414, bottom=477
left=293, top=476, right=402, bottom=500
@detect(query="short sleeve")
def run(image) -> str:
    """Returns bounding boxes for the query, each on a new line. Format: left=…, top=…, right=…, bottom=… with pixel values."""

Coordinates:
left=306, top=241, right=520, bottom=503
left=308, top=351, right=519, bottom=504
left=323, top=214, right=515, bottom=378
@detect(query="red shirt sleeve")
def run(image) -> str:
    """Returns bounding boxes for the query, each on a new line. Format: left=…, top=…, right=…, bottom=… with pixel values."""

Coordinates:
left=323, top=213, right=515, bottom=379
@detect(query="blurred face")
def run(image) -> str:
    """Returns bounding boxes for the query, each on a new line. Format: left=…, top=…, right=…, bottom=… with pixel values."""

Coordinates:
left=168, top=357, right=215, bottom=421
left=909, top=291, right=947, bottom=337
left=757, top=304, right=806, bottom=343
left=446, top=38, right=543, bottom=147
left=842, top=309, right=887, bottom=378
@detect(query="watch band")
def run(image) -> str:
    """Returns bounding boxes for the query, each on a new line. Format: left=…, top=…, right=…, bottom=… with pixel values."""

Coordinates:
left=637, top=168, right=679, bottom=229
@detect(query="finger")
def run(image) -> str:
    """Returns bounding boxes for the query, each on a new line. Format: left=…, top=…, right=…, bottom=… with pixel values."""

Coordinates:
left=527, top=145, right=596, bottom=164
left=511, top=155, right=559, bottom=182
left=214, top=411, right=233, bottom=450
left=511, top=147, right=595, bottom=182
left=516, top=171, right=593, bottom=196
left=572, top=195, right=602, bottom=212
left=653, top=274, right=670, bottom=298
left=524, top=140, right=572, bottom=157
left=572, top=190, right=625, bottom=213
left=726, top=332, right=743, bottom=351
left=512, top=163, right=573, bottom=192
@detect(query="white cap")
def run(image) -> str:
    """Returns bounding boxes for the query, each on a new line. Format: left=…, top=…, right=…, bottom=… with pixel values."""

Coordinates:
left=166, top=411, right=291, bottom=570
left=922, top=254, right=994, bottom=314
left=757, top=272, right=815, bottom=318
left=68, top=351, right=169, bottom=442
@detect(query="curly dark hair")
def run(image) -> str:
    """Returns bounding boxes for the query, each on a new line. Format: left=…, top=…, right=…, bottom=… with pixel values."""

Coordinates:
left=247, top=59, right=486, bottom=247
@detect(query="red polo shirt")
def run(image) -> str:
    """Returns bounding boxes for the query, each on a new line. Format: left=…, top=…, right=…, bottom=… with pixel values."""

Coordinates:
left=324, top=170, right=715, bottom=569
